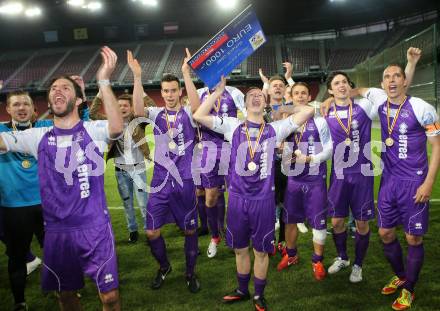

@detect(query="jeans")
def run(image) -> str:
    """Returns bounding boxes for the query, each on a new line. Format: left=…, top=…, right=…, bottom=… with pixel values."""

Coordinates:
left=115, top=166, right=148, bottom=232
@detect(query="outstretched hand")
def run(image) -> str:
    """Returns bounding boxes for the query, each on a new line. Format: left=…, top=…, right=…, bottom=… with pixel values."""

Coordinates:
left=97, top=46, right=117, bottom=82
left=182, top=48, right=193, bottom=75
left=259, top=68, right=269, bottom=84
left=127, top=50, right=142, bottom=79
left=283, top=62, right=293, bottom=81
left=214, top=76, right=226, bottom=95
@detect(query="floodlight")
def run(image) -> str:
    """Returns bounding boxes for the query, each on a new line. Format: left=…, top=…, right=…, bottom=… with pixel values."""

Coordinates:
left=0, top=2, right=24, bottom=15
left=25, top=6, right=41, bottom=17
left=216, top=0, right=237, bottom=9
left=141, top=0, right=158, bottom=6
left=67, top=0, right=85, bottom=6
left=86, top=1, right=102, bottom=11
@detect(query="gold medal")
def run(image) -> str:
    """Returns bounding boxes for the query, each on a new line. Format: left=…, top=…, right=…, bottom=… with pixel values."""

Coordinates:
left=344, top=137, right=351, bottom=146
left=22, top=159, right=31, bottom=168
left=294, top=149, right=302, bottom=156
left=386, top=96, right=407, bottom=148
left=168, top=141, right=177, bottom=149
left=247, top=161, right=257, bottom=171
left=385, top=137, right=394, bottom=147
left=197, top=142, right=203, bottom=149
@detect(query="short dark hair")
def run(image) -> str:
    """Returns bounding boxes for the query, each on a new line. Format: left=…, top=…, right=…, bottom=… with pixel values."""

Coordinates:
left=48, top=76, right=83, bottom=100
left=291, top=82, right=311, bottom=96
left=326, top=71, right=355, bottom=91
left=117, top=94, right=133, bottom=105
left=161, top=74, right=180, bottom=88
left=269, top=75, right=285, bottom=85
left=7, top=90, right=33, bottom=106
left=383, top=64, right=406, bottom=79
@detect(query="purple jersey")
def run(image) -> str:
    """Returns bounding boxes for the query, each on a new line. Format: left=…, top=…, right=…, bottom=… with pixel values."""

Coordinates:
left=197, top=86, right=245, bottom=156
left=147, top=106, right=196, bottom=181
left=326, top=99, right=376, bottom=176
left=212, top=116, right=299, bottom=199
left=284, top=116, right=332, bottom=183
left=366, top=88, right=440, bottom=180
left=1, top=120, right=111, bottom=231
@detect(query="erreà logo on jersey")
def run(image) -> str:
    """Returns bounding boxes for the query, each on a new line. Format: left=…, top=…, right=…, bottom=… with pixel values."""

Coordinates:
left=77, top=163, right=90, bottom=199
left=398, top=122, right=408, bottom=159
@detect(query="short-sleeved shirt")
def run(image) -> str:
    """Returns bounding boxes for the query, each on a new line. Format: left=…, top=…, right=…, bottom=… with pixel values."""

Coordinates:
left=146, top=106, right=196, bottom=182
left=365, top=88, right=440, bottom=180
left=283, top=116, right=332, bottom=183
left=212, top=116, right=299, bottom=199
left=1, top=120, right=110, bottom=231
left=197, top=86, right=245, bottom=153
left=0, top=120, right=53, bottom=207
left=326, top=98, right=378, bottom=175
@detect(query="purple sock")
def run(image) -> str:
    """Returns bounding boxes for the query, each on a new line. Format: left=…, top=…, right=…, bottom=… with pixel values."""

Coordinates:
left=286, top=247, right=297, bottom=258
left=206, top=206, right=219, bottom=238
left=354, top=231, right=370, bottom=267
left=332, top=230, right=349, bottom=260
left=217, top=194, right=226, bottom=230
left=237, top=273, right=250, bottom=295
left=312, top=253, right=323, bottom=263
left=148, top=236, right=170, bottom=269
left=26, top=252, right=36, bottom=263
left=254, top=277, right=267, bottom=298
left=184, top=233, right=198, bottom=276
left=197, top=196, right=208, bottom=230
left=382, top=239, right=405, bottom=279
left=403, top=243, right=424, bottom=293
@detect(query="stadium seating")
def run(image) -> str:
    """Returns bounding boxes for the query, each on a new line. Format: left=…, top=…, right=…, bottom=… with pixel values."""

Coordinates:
left=247, top=45, right=278, bottom=76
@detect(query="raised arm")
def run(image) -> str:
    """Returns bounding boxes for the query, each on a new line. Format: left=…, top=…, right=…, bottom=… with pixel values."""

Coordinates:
left=182, top=48, right=200, bottom=113
left=283, top=62, right=295, bottom=86
left=259, top=68, right=269, bottom=99
left=193, top=76, right=226, bottom=129
left=405, top=47, right=422, bottom=89
left=127, top=49, right=147, bottom=118
left=291, top=104, right=314, bottom=127
left=97, top=46, right=123, bottom=138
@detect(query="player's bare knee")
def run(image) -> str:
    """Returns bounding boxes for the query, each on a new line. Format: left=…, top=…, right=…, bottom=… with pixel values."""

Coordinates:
left=378, top=228, right=395, bottom=243
left=331, top=218, right=345, bottom=232
left=234, top=247, right=248, bottom=257
left=100, top=289, right=119, bottom=307
left=405, top=234, right=423, bottom=246
left=355, top=220, right=369, bottom=234
left=253, top=249, right=267, bottom=260
left=146, top=229, right=160, bottom=240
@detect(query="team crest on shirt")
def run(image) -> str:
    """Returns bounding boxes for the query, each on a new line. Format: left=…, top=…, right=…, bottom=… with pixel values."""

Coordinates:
left=308, top=135, right=315, bottom=145
left=399, top=123, right=408, bottom=134
left=400, top=110, right=409, bottom=118
left=48, top=136, right=56, bottom=146
left=351, top=119, right=359, bottom=130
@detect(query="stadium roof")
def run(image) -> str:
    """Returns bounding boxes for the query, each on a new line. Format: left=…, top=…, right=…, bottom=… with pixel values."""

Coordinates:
left=0, top=0, right=438, bottom=49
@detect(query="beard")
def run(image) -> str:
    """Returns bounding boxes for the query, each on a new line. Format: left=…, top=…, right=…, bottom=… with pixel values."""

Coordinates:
left=51, top=99, right=76, bottom=118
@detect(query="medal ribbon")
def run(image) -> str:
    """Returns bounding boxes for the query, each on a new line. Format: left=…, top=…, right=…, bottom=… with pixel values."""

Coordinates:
left=244, top=122, right=266, bottom=162
left=333, top=101, right=352, bottom=139
left=386, top=96, right=407, bottom=137
left=164, top=108, right=181, bottom=141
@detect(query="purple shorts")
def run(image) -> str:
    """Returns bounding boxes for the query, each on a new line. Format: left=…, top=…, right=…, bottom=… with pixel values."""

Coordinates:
left=327, top=173, right=375, bottom=221
left=225, top=193, right=276, bottom=253
left=283, top=179, right=327, bottom=229
left=42, top=222, right=118, bottom=293
left=201, top=158, right=226, bottom=189
left=377, top=175, right=429, bottom=235
left=147, top=178, right=197, bottom=231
